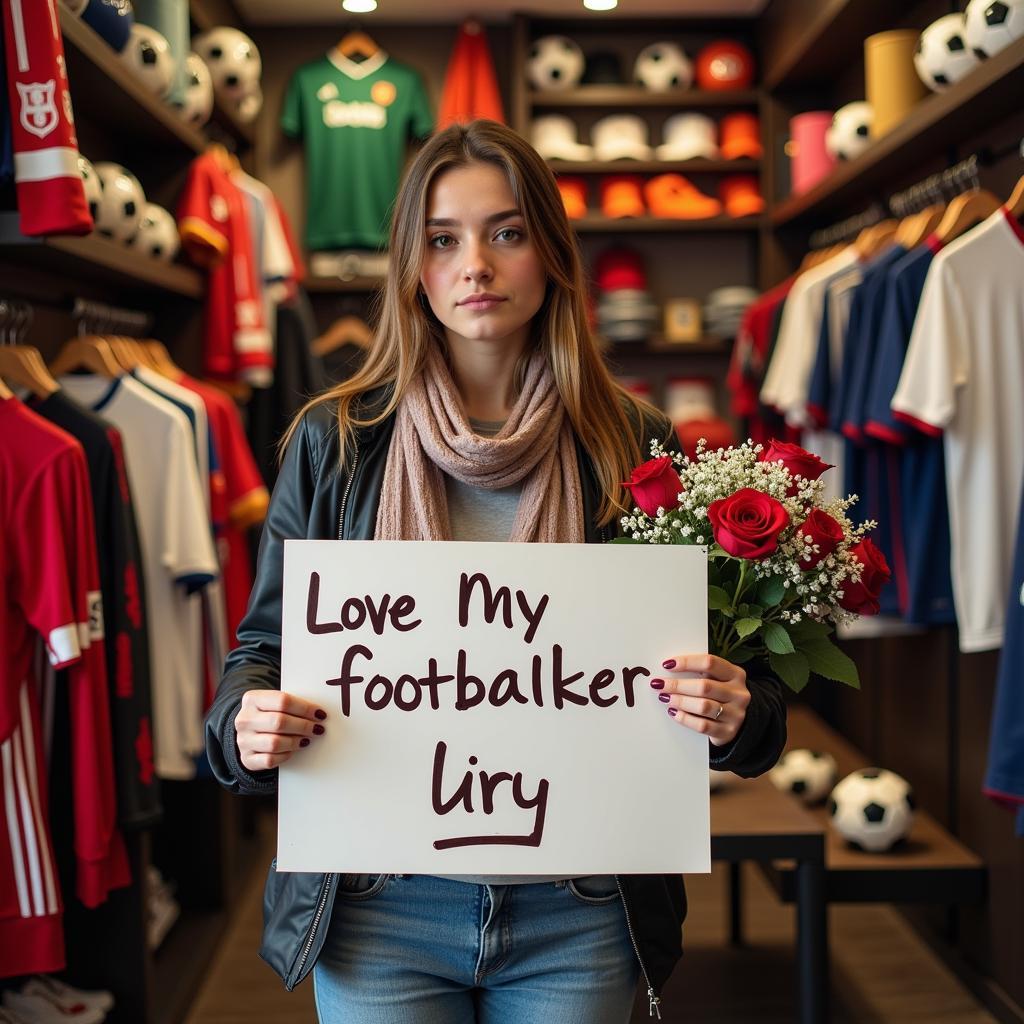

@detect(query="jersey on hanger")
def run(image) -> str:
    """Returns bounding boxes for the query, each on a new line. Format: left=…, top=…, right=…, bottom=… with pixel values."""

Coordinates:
left=281, top=49, right=434, bottom=251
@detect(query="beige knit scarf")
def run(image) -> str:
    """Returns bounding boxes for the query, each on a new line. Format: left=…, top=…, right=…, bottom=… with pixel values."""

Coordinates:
left=375, top=344, right=584, bottom=543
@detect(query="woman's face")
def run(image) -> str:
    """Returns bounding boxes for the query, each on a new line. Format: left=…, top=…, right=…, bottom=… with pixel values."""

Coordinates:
left=419, top=161, right=547, bottom=351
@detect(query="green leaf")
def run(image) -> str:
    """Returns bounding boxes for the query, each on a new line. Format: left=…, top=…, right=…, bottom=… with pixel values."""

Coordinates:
left=734, top=617, right=762, bottom=640
left=609, top=536, right=644, bottom=544
left=769, top=651, right=810, bottom=692
left=708, top=586, right=731, bottom=611
left=763, top=621, right=795, bottom=655
left=737, top=603, right=751, bottom=617
left=802, top=639, right=861, bottom=689
left=745, top=604, right=764, bottom=618
left=787, top=618, right=832, bottom=642
left=727, top=645, right=757, bottom=665
left=758, top=575, right=786, bottom=606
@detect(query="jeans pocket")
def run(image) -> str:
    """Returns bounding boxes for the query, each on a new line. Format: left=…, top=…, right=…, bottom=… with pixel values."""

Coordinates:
left=565, top=875, right=621, bottom=906
left=337, top=873, right=391, bottom=900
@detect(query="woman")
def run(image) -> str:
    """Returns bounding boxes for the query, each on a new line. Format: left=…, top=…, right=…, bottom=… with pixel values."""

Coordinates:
left=206, top=119, right=786, bottom=1023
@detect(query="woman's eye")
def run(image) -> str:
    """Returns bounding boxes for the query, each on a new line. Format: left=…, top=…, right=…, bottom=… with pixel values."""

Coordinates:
left=496, top=227, right=523, bottom=242
left=430, top=233, right=455, bottom=249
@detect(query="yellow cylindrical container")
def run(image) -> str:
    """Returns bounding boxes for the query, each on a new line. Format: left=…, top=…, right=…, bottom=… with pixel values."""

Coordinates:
left=865, top=30, right=929, bottom=138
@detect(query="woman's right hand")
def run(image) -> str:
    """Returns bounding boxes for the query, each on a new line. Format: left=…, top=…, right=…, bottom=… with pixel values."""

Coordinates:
left=235, top=689, right=327, bottom=771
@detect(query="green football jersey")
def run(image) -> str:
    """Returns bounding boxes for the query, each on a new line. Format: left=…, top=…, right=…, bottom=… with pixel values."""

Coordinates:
left=281, top=50, right=434, bottom=252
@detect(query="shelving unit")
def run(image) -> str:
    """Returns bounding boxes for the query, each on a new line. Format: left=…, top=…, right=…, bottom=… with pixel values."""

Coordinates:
left=574, top=214, right=763, bottom=233
left=530, top=87, right=759, bottom=109
left=305, top=275, right=386, bottom=293
left=549, top=158, right=760, bottom=174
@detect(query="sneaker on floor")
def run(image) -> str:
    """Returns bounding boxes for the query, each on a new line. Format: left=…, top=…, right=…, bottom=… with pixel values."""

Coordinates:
left=23, top=977, right=114, bottom=1015
left=2, top=991, right=105, bottom=1024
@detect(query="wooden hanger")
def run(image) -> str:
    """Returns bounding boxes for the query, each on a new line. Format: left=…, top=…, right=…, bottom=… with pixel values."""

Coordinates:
left=144, top=340, right=183, bottom=379
left=853, top=219, right=898, bottom=260
left=0, top=377, right=12, bottom=399
left=335, top=29, right=379, bottom=61
left=0, top=345, right=60, bottom=398
left=312, top=314, right=373, bottom=357
left=895, top=203, right=945, bottom=249
left=208, top=141, right=240, bottom=173
left=1006, top=173, right=1024, bottom=220
left=934, top=188, right=1000, bottom=245
left=49, top=336, right=124, bottom=378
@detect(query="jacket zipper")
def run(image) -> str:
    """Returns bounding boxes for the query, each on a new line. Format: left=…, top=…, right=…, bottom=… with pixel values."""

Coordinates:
left=616, top=875, right=661, bottom=1019
left=295, top=442, right=361, bottom=983
left=337, top=442, right=360, bottom=540
left=294, top=873, right=334, bottom=981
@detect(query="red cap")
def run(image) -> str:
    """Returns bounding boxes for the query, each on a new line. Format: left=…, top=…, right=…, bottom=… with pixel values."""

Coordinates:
left=594, top=247, right=647, bottom=292
left=695, top=40, right=756, bottom=90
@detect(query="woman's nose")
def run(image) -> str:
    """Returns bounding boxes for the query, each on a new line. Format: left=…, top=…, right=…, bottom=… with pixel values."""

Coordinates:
left=462, top=243, right=493, bottom=281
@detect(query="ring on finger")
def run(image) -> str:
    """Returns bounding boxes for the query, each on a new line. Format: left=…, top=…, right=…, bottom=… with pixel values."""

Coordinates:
left=714, top=703, right=724, bottom=721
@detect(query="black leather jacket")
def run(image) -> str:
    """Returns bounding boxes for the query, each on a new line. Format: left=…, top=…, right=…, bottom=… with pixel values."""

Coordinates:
left=205, top=392, right=787, bottom=1013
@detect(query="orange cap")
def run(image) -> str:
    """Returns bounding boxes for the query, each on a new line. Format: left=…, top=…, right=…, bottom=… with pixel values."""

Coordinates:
left=720, top=112, right=762, bottom=159
left=644, top=174, right=722, bottom=220
left=600, top=175, right=646, bottom=218
left=557, top=176, right=588, bottom=219
left=719, top=175, right=764, bottom=218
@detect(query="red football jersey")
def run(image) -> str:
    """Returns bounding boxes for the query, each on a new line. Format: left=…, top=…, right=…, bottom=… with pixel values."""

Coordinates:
left=1, top=0, right=92, bottom=236
left=177, top=151, right=272, bottom=384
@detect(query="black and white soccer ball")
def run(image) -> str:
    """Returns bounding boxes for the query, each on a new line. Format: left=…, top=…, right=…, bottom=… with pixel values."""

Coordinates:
left=232, top=83, right=263, bottom=125
left=170, top=52, right=214, bottom=128
left=119, top=23, right=175, bottom=98
left=130, top=203, right=179, bottom=262
left=825, top=101, right=874, bottom=160
left=964, top=0, right=1024, bottom=59
left=634, top=42, right=693, bottom=92
left=193, top=26, right=262, bottom=101
left=828, top=767, right=916, bottom=853
left=527, top=35, right=585, bottom=91
left=93, top=162, right=146, bottom=243
left=78, top=155, right=102, bottom=226
left=769, top=749, right=838, bottom=805
left=914, top=14, right=979, bottom=92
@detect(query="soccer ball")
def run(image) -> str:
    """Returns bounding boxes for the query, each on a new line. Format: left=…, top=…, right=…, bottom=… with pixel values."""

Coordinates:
left=93, top=162, right=146, bottom=243
left=78, top=156, right=102, bottom=225
left=914, top=14, right=979, bottom=91
left=526, top=35, right=585, bottom=91
left=825, top=101, right=874, bottom=160
left=131, top=203, right=179, bottom=262
left=634, top=42, right=693, bottom=92
left=232, top=83, right=263, bottom=125
left=193, top=27, right=262, bottom=102
left=170, top=53, right=214, bottom=127
left=119, top=23, right=175, bottom=98
left=965, top=0, right=1024, bottom=59
left=828, top=767, right=916, bottom=853
left=769, top=749, right=838, bottom=804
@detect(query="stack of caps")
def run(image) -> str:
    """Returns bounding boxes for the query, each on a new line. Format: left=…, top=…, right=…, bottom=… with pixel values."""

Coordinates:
left=703, top=286, right=758, bottom=339
left=594, top=248, right=659, bottom=344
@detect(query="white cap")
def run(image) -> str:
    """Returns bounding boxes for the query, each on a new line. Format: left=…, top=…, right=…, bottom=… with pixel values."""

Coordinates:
left=531, top=115, right=594, bottom=161
left=592, top=115, right=653, bottom=161
left=656, top=113, right=718, bottom=161
left=665, top=378, right=716, bottom=422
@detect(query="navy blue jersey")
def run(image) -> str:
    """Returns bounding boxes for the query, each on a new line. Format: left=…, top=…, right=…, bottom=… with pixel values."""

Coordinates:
left=985, top=476, right=1024, bottom=835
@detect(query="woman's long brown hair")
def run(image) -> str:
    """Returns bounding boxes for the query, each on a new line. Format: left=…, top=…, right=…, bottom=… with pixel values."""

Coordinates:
left=283, top=118, right=654, bottom=526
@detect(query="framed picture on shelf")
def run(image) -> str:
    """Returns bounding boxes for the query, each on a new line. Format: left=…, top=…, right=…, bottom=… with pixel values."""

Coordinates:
left=663, top=298, right=702, bottom=344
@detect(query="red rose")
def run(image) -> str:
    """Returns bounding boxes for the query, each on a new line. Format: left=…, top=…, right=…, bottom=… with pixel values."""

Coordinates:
left=707, top=488, right=790, bottom=559
left=760, top=439, right=834, bottom=496
left=796, top=509, right=844, bottom=569
left=839, top=539, right=891, bottom=615
left=622, top=456, right=681, bottom=517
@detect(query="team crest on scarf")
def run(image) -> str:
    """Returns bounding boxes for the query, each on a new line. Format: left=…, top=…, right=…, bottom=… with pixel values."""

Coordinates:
left=17, top=80, right=59, bottom=139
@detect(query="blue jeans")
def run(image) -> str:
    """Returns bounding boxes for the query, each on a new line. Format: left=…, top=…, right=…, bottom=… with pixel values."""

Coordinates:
left=312, top=874, right=640, bottom=1023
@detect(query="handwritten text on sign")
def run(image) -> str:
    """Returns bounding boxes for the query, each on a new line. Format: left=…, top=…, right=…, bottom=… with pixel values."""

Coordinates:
left=278, top=541, right=710, bottom=874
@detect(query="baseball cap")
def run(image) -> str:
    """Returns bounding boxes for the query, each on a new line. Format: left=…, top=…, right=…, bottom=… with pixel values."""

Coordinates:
left=656, top=113, right=718, bottom=161
left=531, top=115, right=593, bottom=161
left=644, top=174, right=722, bottom=219
left=594, top=247, right=647, bottom=292
left=592, top=115, right=653, bottom=161
left=600, top=175, right=646, bottom=218
left=557, top=176, right=588, bottom=219
left=719, top=175, right=764, bottom=217
left=720, top=112, right=762, bottom=159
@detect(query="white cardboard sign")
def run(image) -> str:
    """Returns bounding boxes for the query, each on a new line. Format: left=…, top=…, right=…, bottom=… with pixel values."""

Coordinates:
left=278, top=541, right=710, bottom=875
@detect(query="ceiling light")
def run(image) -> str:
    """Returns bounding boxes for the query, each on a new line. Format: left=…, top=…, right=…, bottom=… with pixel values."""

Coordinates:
left=583, top=0, right=618, bottom=9
left=342, top=0, right=377, bottom=12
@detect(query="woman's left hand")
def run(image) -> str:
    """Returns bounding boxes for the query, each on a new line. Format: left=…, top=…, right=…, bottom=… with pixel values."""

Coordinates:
left=650, top=654, right=751, bottom=746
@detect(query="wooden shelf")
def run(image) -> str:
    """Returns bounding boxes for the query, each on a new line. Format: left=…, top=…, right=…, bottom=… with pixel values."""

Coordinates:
left=549, top=158, right=760, bottom=174
left=61, top=9, right=208, bottom=154
left=772, top=36, right=1024, bottom=228
left=607, top=338, right=732, bottom=357
left=0, top=214, right=204, bottom=298
left=574, top=214, right=764, bottom=232
left=305, top=275, right=385, bottom=293
left=529, top=87, right=760, bottom=109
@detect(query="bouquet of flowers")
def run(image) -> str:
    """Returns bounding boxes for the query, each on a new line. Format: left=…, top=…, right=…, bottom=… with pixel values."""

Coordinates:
left=619, top=438, right=891, bottom=692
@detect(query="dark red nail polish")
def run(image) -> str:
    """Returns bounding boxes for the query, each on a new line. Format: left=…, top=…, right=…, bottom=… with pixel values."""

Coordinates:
left=650, top=678, right=664, bottom=689
left=300, top=738, right=310, bottom=748
left=315, top=710, right=328, bottom=721
left=658, top=693, right=671, bottom=704
left=662, top=659, right=676, bottom=670
left=668, top=708, right=678, bottom=717
left=313, top=724, right=325, bottom=735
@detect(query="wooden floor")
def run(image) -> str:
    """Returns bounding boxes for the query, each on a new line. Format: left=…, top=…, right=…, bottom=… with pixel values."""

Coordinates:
left=185, top=838, right=995, bottom=1024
